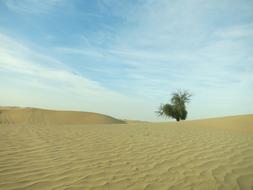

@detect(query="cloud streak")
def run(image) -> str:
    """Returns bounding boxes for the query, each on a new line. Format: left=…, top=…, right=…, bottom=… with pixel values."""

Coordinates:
left=4, top=0, right=67, bottom=14
left=1, top=0, right=253, bottom=120
left=0, top=33, right=156, bottom=120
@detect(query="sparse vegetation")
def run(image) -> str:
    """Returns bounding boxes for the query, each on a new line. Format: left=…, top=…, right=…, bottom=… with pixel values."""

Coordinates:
left=157, top=90, right=191, bottom=122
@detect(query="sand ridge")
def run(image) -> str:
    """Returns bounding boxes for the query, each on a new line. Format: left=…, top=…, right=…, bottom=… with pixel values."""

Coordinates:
left=0, top=112, right=253, bottom=189
left=0, top=107, right=125, bottom=125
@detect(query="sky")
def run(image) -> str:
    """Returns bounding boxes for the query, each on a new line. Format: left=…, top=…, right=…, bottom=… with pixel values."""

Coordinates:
left=0, top=0, right=253, bottom=121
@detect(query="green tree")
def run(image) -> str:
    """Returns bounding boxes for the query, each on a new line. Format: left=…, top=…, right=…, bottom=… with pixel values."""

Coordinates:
left=157, top=90, right=191, bottom=122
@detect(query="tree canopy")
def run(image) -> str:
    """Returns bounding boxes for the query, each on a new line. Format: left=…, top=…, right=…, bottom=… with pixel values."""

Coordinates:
left=157, top=90, right=191, bottom=122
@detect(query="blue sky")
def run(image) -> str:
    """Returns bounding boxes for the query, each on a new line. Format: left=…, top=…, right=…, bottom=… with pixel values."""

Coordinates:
left=0, top=0, right=253, bottom=121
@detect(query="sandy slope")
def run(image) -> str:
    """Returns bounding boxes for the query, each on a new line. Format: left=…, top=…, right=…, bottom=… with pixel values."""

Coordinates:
left=0, top=113, right=253, bottom=190
left=0, top=107, right=125, bottom=125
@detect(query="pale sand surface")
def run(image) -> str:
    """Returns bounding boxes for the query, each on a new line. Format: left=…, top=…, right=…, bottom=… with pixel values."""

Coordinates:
left=0, top=113, right=253, bottom=190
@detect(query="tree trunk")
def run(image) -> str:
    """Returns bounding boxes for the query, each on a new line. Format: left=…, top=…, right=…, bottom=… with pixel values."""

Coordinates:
left=176, top=118, right=180, bottom=122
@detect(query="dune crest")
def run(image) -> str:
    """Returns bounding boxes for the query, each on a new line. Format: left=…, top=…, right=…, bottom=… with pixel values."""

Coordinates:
left=0, top=107, right=125, bottom=125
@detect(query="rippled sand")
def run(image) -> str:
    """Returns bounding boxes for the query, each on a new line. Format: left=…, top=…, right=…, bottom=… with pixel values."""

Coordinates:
left=0, top=115, right=253, bottom=190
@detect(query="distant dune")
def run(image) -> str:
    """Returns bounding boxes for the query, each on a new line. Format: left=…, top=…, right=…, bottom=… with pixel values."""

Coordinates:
left=0, top=107, right=126, bottom=125
left=157, top=114, right=253, bottom=132
left=184, top=114, right=253, bottom=132
left=0, top=108, right=252, bottom=189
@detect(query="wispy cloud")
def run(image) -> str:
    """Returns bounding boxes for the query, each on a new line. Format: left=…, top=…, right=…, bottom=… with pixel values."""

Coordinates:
left=54, top=0, right=253, bottom=118
left=0, top=33, right=155, bottom=120
left=0, top=33, right=109, bottom=95
left=215, top=23, right=253, bottom=39
left=4, top=0, right=66, bottom=14
left=1, top=0, right=253, bottom=120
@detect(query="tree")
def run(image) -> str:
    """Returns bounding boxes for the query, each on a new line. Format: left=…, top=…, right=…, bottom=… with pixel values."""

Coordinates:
left=157, top=90, right=191, bottom=122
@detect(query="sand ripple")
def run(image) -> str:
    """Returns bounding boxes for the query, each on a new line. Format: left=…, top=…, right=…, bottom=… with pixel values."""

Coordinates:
left=0, top=122, right=253, bottom=190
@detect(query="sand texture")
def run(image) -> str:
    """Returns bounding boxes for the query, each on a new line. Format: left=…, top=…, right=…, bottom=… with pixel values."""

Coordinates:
left=0, top=113, right=253, bottom=190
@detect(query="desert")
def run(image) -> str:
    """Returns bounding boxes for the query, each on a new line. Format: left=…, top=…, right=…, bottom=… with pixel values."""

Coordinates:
left=1, top=0, right=253, bottom=189
left=0, top=107, right=252, bottom=190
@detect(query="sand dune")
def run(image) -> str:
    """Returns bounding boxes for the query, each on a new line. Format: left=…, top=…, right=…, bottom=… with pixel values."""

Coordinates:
left=0, top=110, right=253, bottom=190
left=161, top=114, right=253, bottom=132
left=0, top=107, right=125, bottom=125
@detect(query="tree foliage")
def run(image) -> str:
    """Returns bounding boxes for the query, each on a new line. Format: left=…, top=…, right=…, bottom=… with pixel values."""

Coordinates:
left=157, top=90, right=191, bottom=122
